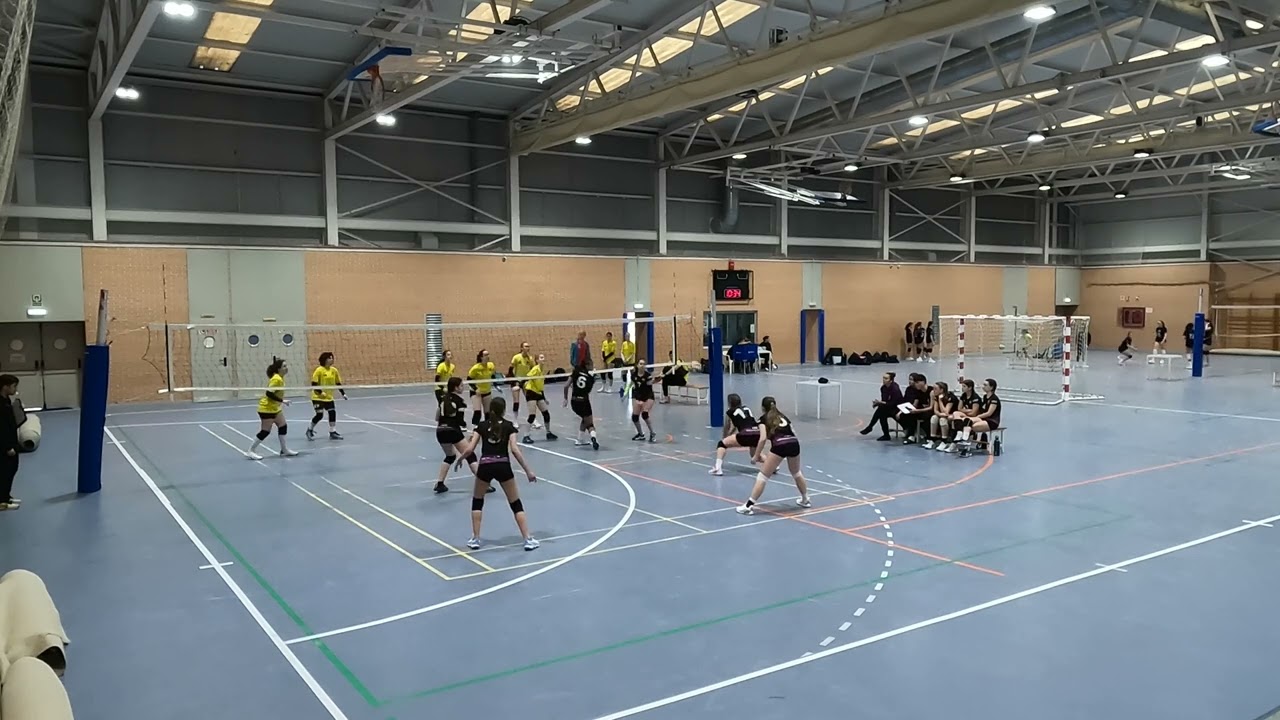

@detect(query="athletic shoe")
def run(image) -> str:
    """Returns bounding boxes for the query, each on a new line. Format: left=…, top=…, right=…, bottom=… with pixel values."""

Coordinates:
left=591, top=437, right=599, bottom=451
left=522, top=436, right=534, bottom=445
left=545, top=431, right=558, bottom=441
left=329, top=431, right=342, bottom=440
left=434, top=483, right=448, bottom=494
left=246, top=451, right=263, bottom=461
left=796, top=497, right=812, bottom=508
left=922, top=440, right=935, bottom=449
left=649, top=432, right=657, bottom=443
left=523, top=537, right=540, bottom=551
left=735, top=503, right=754, bottom=515
left=306, top=428, right=315, bottom=441
left=466, top=537, right=481, bottom=550
left=281, top=449, right=299, bottom=457
left=632, top=432, right=645, bottom=441
left=709, top=467, right=724, bottom=476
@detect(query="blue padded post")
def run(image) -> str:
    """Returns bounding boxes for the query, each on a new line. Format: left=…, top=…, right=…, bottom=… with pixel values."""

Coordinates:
left=77, top=344, right=110, bottom=494
left=708, top=326, right=724, bottom=427
left=1192, top=313, right=1205, bottom=378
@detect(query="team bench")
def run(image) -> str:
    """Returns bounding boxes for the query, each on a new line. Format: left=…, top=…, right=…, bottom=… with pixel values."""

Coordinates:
left=668, top=381, right=710, bottom=405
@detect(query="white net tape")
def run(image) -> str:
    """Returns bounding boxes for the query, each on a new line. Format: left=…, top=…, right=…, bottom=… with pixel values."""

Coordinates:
left=0, top=0, right=35, bottom=237
left=1210, top=305, right=1280, bottom=357
left=937, top=314, right=1101, bottom=405
left=139, top=315, right=700, bottom=401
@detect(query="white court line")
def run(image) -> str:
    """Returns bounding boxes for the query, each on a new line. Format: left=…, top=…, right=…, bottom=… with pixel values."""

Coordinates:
left=1076, top=401, right=1280, bottom=423
left=591, top=510, right=1280, bottom=720
left=284, top=421, right=636, bottom=645
left=103, top=426, right=350, bottom=720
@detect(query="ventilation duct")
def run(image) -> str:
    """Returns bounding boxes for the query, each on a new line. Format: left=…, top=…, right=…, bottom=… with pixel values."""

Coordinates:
left=709, top=178, right=739, bottom=233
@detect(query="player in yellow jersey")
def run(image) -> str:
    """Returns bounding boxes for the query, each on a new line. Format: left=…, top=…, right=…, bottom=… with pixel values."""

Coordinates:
left=247, top=358, right=299, bottom=460
left=600, top=332, right=618, bottom=394
left=520, top=353, right=558, bottom=444
left=620, top=334, right=637, bottom=394
left=307, top=352, right=347, bottom=441
left=507, top=342, right=534, bottom=424
left=434, top=349, right=456, bottom=406
left=467, top=349, right=498, bottom=426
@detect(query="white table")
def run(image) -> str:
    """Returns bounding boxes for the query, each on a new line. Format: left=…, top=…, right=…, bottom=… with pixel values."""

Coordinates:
left=1145, top=353, right=1183, bottom=381
left=794, top=380, right=843, bottom=419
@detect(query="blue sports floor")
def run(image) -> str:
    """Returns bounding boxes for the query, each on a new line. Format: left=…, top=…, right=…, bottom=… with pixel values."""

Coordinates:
left=5, top=356, right=1280, bottom=720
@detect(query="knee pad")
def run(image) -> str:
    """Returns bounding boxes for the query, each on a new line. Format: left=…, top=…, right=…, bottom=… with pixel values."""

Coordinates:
left=509, top=498, right=524, bottom=515
left=716, top=440, right=726, bottom=449
left=542, top=410, right=551, bottom=422
left=527, top=414, right=536, bottom=424
left=641, top=411, right=649, bottom=421
left=444, top=454, right=457, bottom=464
left=278, top=425, right=288, bottom=436
left=471, top=496, right=485, bottom=511
left=327, top=409, right=336, bottom=423
left=631, top=414, right=640, bottom=423
left=311, top=411, right=324, bottom=423
left=465, top=452, right=477, bottom=464
left=256, top=430, right=270, bottom=441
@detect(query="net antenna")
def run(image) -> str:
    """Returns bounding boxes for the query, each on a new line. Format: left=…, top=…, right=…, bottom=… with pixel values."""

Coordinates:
left=938, top=314, right=1103, bottom=405
left=0, top=0, right=36, bottom=238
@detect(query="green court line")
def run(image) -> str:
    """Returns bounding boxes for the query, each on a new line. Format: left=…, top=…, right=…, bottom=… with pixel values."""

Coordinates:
left=382, top=514, right=1131, bottom=706
left=171, top=487, right=383, bottom=708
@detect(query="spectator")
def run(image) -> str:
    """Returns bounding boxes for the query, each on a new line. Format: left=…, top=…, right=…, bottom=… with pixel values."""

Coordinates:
left=896, top=373, right=932, bottom=444
left=0, top=374, right=20, bottom=511
left=759, top=335, right=775, bottom=370
left=859, top=371, right=903, bottom=441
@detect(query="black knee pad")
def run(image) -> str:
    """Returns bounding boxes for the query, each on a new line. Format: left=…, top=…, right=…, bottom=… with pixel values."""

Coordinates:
left=311, top=412, right=324, bottom=424
left=716, top=440, right=726, bottom=449
left=465, top=452, right=477, bottom=464
left=509, top=498, right=524, bottom=515
left=527, top=414, right=536, bottom=424
left=471, top=496, right=485, bottom=511
left=278, top=425, right=288, bottom=436
left=327, top=409, right=336, bottom=423
left=444, top=454, right=457, bottom=464
left=641, top=411, right=649, bottom=421
left=256, top=430, right=270, bottom=441
left=542, top=410, right=551, bottom=422
left=631, top=414, right=640, bottom=423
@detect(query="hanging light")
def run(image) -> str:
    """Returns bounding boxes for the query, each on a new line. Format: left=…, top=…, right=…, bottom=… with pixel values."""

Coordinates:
left=1038, top=183, right=1052, bottom=191
left=1023, top=5, right=1056, bottom=21
left=843, top=163, right=860, bottom=172
left=1027, top=130, right=1046, bottom=143
left=908, top=115, right=929, bottom=127
left=949, top=173, right=965, bottom=183
left=1201, top=54, right=1230, bottom=68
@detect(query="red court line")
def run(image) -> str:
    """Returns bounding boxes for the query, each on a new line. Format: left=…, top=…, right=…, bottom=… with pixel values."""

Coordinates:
left=603, top=464, right=1003, bottom=577
left=845, top=440, right=1280, bottom=533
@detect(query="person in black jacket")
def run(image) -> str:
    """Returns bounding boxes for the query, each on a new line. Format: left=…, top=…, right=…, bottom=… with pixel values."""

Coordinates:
left=0, top=374, right=20, bottom=510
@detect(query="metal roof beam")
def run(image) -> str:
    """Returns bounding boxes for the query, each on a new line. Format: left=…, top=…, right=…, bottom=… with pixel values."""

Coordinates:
left=666, top=26, right=1280, bottom=167
left=509, top=0, right=711, bottom=121
left=88, top=0, right=162, bottom=120
left=511, top=0, right=1050, bottom=154
left=529, top=0, right=614, bottom=34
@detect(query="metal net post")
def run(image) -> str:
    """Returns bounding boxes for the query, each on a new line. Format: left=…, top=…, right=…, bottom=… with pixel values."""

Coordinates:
left=0, top=0, right=35, bottom=237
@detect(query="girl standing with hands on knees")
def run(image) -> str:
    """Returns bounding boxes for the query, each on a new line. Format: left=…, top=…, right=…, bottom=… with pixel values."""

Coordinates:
left=737, top=397, right=810, bottom=515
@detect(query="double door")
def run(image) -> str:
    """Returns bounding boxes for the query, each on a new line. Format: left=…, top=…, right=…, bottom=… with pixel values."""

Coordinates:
left=0, top=322, right=87, bottom=410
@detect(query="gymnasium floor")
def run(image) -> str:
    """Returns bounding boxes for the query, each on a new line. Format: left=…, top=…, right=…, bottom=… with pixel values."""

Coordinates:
left=6, top=356, right=1280, bottom=720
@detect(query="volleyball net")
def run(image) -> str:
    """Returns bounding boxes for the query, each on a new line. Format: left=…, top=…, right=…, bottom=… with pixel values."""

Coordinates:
left=140, top=315, right=702, bottom=401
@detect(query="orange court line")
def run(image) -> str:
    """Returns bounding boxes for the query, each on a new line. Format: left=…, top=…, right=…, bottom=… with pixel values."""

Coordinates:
left=603, top=464, right=1003, bottom=577
left=845, top=440, right=1280, bottom=533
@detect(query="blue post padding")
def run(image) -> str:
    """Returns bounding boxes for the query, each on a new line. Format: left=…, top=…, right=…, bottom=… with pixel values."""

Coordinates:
left=708, top=327, right=724, bottom=427
left=77, top=344, right=110, bottom=494
left=1192, top=313, right=1205, bottom=378
left=817, top=310, right=826, bottom=360
left=645, top=317, right=655, bottom=364
left=799, top=311, right=808, bottom=364
left=799, top=310, right=826, bottom=364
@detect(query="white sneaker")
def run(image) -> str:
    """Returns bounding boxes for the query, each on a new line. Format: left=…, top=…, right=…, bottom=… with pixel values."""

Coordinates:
left=246, top=451, right=263, bottom=461
left=928, top=357, right=936, bottom=363
left=936, top=442, right=950, bottom=452
left=281, top=449, right=299, bottom=457
left=709, top=467, right=724, bottom=476
left=922, top=440, right=935, bottom=449
left=466, top=537, right=481, bottom=549
left=736, top=504, right=754, bottom=515
left=532, top=419, right=544, bottom=429
left=796, top=497, right=812, bottom=508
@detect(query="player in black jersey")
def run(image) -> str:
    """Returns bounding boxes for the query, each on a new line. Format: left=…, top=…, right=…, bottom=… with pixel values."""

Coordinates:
left=433, top=377, right=488, bottom=494
left=924, top=380, right=957, bottom=452
left=564, top=359, right=599, bottom=450
left=455, top=397, right=539, bottom=551
left=629, top=359, right=657, bottom=442
left=709, top=393, right=759, bottom=476
left=1152, top=320, right=1168, bottom=359
left=737, top=397, right=810, bottom=515
left=956, top=378, right=1001, bottom=455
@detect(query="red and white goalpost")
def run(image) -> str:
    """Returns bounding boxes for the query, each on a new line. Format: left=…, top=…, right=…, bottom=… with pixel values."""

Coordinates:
left=939, top=314, right=1102, bottom=405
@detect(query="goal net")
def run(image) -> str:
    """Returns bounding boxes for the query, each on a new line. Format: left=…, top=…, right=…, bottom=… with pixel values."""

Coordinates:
left=142, top=315, right=699, bottom=402
left=0, top=0, right=36, bottom=237
left=937, top=314, right=1102, bottom=404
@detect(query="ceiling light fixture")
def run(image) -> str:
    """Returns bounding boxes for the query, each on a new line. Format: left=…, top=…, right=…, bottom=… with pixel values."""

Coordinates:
left=114, top=86, right=140, bottom=100
left=1132, top=149, right=1151, bottom=158
left=843, top=163, right=860, bottom=172
left=1246, top=19, right=1265, bottom=30
left=574, top=135, right=592, bottom=145
left=1038, top=183, right=1052, bottom=191
left=374, top=114, right=396, bottom=127
left=732, top=153, right=747, bottom=160
left=1023, top=5, right=1056, bottom=21
left=1201, top=53, right=1230, bottom=68
left=949, top=174, right=965, bottom=183
left=162, top=1, right=195, bottom=18
left=1027, top=130, right=1046, bottom=143
left=908, top=115, right=929, bottom=127
left=1114, top=190, right=1128, bottom=199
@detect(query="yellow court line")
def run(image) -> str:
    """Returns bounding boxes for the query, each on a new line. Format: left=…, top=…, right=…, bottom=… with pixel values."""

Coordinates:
left=322, top=478, right=496, bottom=572
left=289, top=481, right=452, bottom=581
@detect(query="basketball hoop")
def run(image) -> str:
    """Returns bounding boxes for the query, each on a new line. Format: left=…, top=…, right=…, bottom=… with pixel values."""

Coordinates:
left=367, top=64, right=385, bottom=105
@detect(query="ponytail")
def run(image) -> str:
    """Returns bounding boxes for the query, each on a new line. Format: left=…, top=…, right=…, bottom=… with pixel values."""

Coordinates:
left=760, top=395, right=785, bottom=433
left=489, top=396, right=507, bottom=424
left=266, top=357, right=284, bottom=378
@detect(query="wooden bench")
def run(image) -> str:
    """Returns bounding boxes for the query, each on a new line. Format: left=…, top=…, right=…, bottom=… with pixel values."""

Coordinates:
left=668, top=382, right=710, bottom=405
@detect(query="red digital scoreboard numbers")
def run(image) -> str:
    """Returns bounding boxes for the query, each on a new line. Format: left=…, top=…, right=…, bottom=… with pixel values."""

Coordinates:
left=712, top=270, right=752, bottom=302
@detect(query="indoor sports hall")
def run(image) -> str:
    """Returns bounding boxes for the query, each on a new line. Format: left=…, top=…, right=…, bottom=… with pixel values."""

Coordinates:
left=4, top=1, right=1280, bottom=719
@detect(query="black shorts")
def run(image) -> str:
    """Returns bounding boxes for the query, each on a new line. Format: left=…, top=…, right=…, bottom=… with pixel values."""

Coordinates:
left=632, top=388, right=654, bottom=403
left=435, top=426, right=465, bottom=445
left=476, top=460, right=514, bottom=484
left=610, top=358, right=623, bottom=368
left=524, top=389, right=545, bottom=403
left=469, top=389, right=491, bottom=398
left=987, top=420, right=1000, bottom=431
left=257, top=411, right=279, bottom=420
left=770, top=438, right=801, bottom=458
left=735, top=431, right=761, bottom=448
left=570, top=398, right=593, bottom=418
left=312, top=400, right=336, bottom=412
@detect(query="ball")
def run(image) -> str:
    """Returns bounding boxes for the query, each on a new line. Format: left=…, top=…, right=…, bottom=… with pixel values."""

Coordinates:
left=999, top=344, right=1006, bottom=350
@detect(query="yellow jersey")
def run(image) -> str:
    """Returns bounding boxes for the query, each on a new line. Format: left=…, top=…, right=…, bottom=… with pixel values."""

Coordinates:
left=435, top=361, right=455, bottom=380
left=525, top=363, right=545, bottom=394
left=311, top=365, right=342, bottom=402
left=258, top=373, right=285, bottom=414
left=621, top=340, right=636, bottom=363
left=509, top=353, right=534, bottom=383
left=601, top=339, right=617, bottom=363
left=468, top=361, right=496, bottom=394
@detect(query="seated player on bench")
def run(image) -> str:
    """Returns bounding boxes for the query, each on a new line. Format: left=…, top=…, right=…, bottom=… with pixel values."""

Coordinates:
left=923, top=380, right=957, bottom=452
left=955, top=378, right=1001, bottom=456
left=895, top=373, right=932, bottom=444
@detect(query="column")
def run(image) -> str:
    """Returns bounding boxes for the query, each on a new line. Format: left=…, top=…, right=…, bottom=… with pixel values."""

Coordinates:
left=322, top=138, right=339, bottom=247
left=88, top=119, right=107, bottom=242
left=508, top=153, right=521, bottom=252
